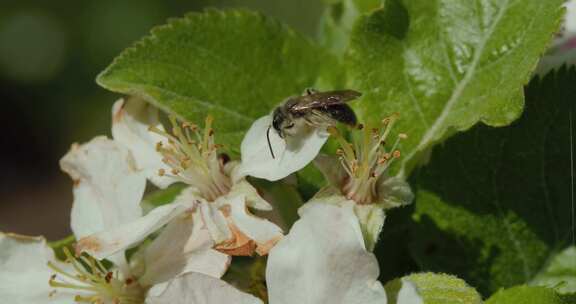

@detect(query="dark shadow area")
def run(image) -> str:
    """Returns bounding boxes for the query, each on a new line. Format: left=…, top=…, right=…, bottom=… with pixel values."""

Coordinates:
left=0, top=0, right=324, bottom=240
left=374, top=203, right=420, bottom=284
left=408, top=68, right=576, bottom=295
left=409, top=215, right=499, bottom=295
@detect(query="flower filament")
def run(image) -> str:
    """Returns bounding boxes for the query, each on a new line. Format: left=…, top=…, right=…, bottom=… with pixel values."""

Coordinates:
left=330, top=114, right=406, bottom=204
left=48, top=248, right=144, bottom=304
left=150, top=115, right=232, bottom=201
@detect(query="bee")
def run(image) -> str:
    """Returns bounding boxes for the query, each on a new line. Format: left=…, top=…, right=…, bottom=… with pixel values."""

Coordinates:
left=267, top=89, right=362, bottom=158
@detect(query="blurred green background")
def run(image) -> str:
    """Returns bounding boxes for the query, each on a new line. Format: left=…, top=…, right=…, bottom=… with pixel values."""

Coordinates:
left=0, top=0, right=324, bottom=240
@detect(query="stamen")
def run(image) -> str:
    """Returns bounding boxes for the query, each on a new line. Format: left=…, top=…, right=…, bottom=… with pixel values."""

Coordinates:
left=332, top=114, right=406, bottom=204
left=47, top=248, right=145, bottom=303
left=149, top=115, right=232, bottom=201
left=328, top=127, right=356, bottom=163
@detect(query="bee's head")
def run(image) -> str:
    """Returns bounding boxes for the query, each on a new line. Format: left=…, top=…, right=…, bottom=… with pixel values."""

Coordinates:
left=272, top=107, right=283, bottom=131
left=272, top=107, right=292, bottom=138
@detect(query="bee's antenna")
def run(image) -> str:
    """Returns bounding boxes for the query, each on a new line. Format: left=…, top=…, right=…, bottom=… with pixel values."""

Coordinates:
left=267, top=125, right=276, bottom=159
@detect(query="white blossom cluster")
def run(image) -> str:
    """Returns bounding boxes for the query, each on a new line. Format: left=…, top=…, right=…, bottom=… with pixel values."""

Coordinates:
left=0, top=97, right=419, bottom=304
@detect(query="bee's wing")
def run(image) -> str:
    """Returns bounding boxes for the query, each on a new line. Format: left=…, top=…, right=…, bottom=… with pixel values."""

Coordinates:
left=290, top=90, right=362, bottom=112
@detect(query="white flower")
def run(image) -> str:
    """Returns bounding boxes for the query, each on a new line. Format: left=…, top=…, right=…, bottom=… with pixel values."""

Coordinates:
left=111, top=98, right=172, bottom=188
left=61, top=136, right=227, bottom=281
left=75, top=98, right=283, bottom=259
left=266, top=201, right=422, bottom=304
left=0, top=233, right=77, bottom=304
left=0, top=131, right=256, bottom=303
left=132, top=208, right=230, bottom=286
left=0, top=233, right=262, bottom=304
left=146, top=272, right=262, bottom=304
left=0, top=233, right=145, bottom=304
left=236, top=114, right=329, bottom=181
left=311, top=115, right=413, bottom=250
left=317, top=116, right=413, bottom=207
left=59, top=136, right=146, bottom=270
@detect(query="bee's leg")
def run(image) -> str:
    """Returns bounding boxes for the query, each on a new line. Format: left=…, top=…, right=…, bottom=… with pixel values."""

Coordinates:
left=304, top=88, right=318, bottom=96
left=306, top=110, right=337, bottom=128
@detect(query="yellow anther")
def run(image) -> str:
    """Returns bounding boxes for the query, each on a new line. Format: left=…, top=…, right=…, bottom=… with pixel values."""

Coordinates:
left=182, top=122, right=197, bottom=130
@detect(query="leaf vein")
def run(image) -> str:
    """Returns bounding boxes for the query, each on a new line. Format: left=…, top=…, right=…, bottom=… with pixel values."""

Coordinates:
left=399, top=0, right=511, bottom=177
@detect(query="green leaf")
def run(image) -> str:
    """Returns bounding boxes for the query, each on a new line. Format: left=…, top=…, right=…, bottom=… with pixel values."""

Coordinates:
left=385, top=272, right=483, bottom=304
left=222, top=256, right=268, bottom=301
left=409, top=67, right=576, bottom=294
left=248, top=177, right=304, bottom=230
left=531, top=246, right=576, bottom=294
left=296, top=162, right=326, bottom=201
left=319, top=0, right=382, bottom=55
left=486, top=286, right=567, bottom=304
left=97, top=9, right=339, bottom=152
left=140, top=183, right=186, bottom=213
left=48, top=235, right=75, bottom=260
left=561, top=293, right=576, bottom=303
left=346, top=0, right=565, bottom=176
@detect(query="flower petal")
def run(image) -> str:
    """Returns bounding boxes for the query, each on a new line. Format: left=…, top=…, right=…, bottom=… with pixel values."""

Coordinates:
left=376, top=176, right=414, bottom=210
left=76, top=201, right=190, bottom=259
left=354, top=204, right=386, bottom=252
left=139, top=211, right=230, bottom=286
left=237, top=115, right=329, bottom=181
left=229, top=179, right=272, bottom=211
left=226, top=195, right=283, bottom=255
left=314, top=154, right=348, bottom=189
left=199, top=200, right=232, bottom=244
left=111, top=97, right=176, bottom=188
left=0, top=233, right=76, bottom=304
left=396, top=279, right=423, bottom=304
left=60, top=136, right=146, bottom=239
left=146, top=272, right=263, bottom=304
left=266, top=202, right=387, bottom=304
left=300, top=194, right=386, bottom=251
